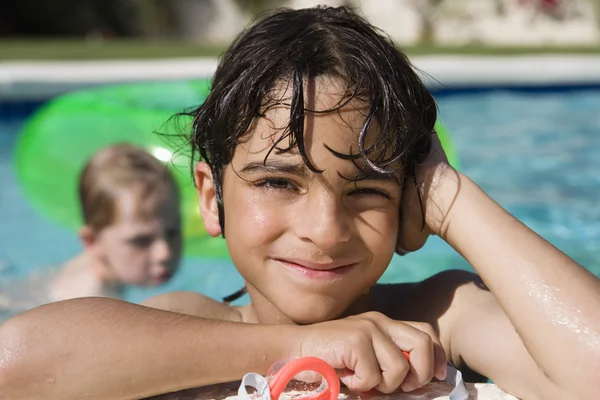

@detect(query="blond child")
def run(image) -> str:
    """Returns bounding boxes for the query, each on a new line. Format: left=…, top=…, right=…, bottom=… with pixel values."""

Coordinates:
left=49, top=143, right=182, bottom=301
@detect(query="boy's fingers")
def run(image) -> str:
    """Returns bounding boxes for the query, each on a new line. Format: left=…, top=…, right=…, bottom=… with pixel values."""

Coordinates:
left=367, top=317, right=444, bottom=391
left=357, top=313, right=437, bottom=391
left=339, top=344, right=382, bottom=393
left=396, top=327, right=435, bottom=392
left=402, top=321, right=448, bottom=381
left=370, top=329, right=411, bottom=394
left=397, top=178, right=431, bottom=254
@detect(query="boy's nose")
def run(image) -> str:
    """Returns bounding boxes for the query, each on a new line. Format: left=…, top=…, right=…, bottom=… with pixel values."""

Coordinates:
left=294, top=192, right=351, bottom=250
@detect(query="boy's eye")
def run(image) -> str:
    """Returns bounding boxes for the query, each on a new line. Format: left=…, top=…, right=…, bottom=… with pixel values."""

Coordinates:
left=255, top=178, right=297, bottom=191
left=349, top=188, right=391, bottom=199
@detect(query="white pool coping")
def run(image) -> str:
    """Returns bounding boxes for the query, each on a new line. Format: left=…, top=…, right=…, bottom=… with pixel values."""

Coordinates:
left=1, top=55, right=600, bottom=100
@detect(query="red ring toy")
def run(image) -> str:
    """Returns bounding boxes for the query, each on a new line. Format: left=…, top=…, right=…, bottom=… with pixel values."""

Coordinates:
left=268, top=351, right=410, bottom=400
left=268, top=357, right=340, bottom=400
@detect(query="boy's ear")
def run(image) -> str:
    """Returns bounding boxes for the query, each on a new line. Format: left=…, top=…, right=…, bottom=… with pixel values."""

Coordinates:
left=194, top=161, right=222, bottom=237
left=79, top=226, right=97, bottom=249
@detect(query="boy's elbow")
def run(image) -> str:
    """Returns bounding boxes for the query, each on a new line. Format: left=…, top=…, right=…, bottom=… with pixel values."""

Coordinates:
left=568, top=373, right=600, bottom=400
left=0, top=316, right=47, bottom=398
left=554, top=353, right=600, bottom=400
left=552, top=383, right=600, bottom=400
left=0, top=319, right=22, bottom=395
left=541, top=366, right=600, bottom=400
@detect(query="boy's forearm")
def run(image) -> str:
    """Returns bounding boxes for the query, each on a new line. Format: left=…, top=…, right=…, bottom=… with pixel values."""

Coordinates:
left=0, top=297, right=297, bottom=400
left=440, top=172, right=600, bottom=392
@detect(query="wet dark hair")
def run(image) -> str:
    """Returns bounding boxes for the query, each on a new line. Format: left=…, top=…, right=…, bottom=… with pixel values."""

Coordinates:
left=188, top=6, right=436, bottom=302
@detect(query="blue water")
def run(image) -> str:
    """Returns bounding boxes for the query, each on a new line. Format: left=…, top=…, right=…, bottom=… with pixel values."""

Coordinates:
left=1, top=90, right=600, bottom=318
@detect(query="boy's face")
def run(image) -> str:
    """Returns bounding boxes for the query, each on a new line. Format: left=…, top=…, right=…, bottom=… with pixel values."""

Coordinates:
left=200, top=77, right=401, bottom=324
left=91, top=189, right=182, bottom=286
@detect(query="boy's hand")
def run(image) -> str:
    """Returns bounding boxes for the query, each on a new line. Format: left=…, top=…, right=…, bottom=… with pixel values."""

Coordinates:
left=296, top=311, right=447, bottom=394
left=396, top=131, right=457, bottom=254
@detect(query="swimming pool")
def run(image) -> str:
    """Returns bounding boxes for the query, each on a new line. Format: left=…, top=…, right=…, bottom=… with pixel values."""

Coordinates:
left=1, top=89, right=599, bottom=321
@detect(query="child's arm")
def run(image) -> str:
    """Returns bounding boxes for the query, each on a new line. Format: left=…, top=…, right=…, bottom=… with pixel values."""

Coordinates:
left=0, top=298, right=446, bottom=400
left=430, top=169, right=600, bottom=399
left=0, top=298, right=291, bottom=400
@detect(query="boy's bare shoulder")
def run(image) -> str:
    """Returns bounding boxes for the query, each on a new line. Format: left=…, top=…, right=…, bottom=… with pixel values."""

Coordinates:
left=374, top=269, right=489, bottom=322
left=373, top=269, right=494, bottom=349
left=141, top=291, right=242, bottom=322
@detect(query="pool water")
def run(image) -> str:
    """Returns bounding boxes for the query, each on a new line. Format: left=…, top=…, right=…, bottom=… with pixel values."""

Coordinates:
left=1, top=89, right=599, bottom=320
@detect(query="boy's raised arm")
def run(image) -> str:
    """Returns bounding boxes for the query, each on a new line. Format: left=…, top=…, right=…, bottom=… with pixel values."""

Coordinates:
left=433, top=170, right=600, bottom=399
left=0, top=297, right=295, bottom=400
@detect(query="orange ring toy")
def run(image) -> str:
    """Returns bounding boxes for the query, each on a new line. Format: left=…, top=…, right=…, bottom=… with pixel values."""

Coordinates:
left=268, top=357, right=340, bottom=400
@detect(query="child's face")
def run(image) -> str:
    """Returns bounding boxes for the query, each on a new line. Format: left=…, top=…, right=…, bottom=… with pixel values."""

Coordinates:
left=210, top=77, right=401, bottom=323
left=91, top=190, right=182, bottom=286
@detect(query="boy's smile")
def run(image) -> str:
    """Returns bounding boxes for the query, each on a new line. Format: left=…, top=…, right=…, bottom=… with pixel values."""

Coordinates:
left=197, top=76, right=402, bottom=324
left=273, top=257, right=359, bottom=281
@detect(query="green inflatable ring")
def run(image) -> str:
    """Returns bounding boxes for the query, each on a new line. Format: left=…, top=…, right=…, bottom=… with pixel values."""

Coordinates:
left=14, top=79, right=459, bottom=259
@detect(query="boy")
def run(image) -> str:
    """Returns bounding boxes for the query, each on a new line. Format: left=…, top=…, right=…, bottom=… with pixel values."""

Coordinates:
left=1, top=7, right=599, bottom=400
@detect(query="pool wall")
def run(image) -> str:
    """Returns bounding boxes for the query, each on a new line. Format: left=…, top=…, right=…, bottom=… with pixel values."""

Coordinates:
left=2, top=55, right=600, bottom=103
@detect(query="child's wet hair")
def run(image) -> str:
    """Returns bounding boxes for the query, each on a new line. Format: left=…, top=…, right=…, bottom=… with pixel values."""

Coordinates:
left=186, top=6, right=437, bottom=302
left=189, top=6, right=436, bottom=232
left=79, top=143, right=179, bottom=231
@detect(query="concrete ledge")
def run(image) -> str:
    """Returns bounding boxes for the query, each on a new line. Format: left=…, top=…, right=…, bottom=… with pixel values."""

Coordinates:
left=1, top=55, right=600, bottom=100
left=414, top=55, right=600, bottom=90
